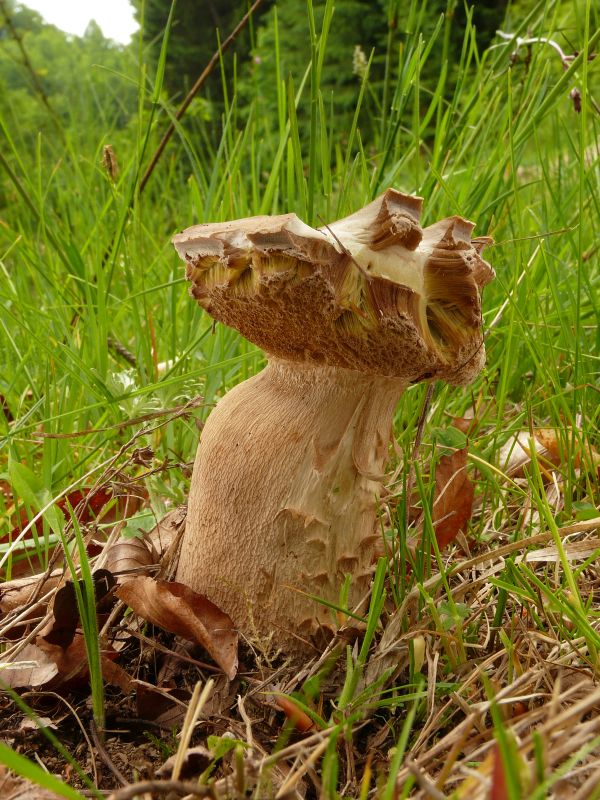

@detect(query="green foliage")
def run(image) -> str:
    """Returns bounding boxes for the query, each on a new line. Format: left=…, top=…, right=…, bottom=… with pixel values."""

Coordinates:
left=130, top=0, right=267, bottom=100
left=0, top=743, right=88, bottom=799
left=243, top=0, right=389, bottom=140
left=0, top=1, right=137, bottom=159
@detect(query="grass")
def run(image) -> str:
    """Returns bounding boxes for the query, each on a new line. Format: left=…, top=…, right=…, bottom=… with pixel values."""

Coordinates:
left=0, top=0, right=599, bottom=796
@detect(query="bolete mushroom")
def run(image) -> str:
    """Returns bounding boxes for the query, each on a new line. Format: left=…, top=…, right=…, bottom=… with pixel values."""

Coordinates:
left=173, top=189, right=493, bottom=655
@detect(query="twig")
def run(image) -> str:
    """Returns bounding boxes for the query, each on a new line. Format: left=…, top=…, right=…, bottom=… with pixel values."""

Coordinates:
left=275, top=737, right=329, bottom=798
left=172, top=679, right=215, bottom=781
left=497, top=30, right=573, bottom=66
left=405, top=758, right=446, bottom=799
left=497, top=29, right=599, bottom=115
left=107, top=781, right=213, bottom=800
left=139, top=0, right=263, bottom=194
left=36, top=396, right=205, bottom=439
left=90, top=719, right=128, bottom=787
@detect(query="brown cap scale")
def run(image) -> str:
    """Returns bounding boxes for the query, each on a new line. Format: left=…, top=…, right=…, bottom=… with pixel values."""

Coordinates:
left=173, top=190, right=493, bottom=655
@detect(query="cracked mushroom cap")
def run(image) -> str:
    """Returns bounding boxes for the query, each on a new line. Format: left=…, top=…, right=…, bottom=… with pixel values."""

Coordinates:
left=173, top=189, right=494, bottom=384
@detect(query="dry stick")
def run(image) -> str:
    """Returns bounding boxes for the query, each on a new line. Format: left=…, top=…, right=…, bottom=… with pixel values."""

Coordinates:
left=496, top=29, right=600, bottom=115
left=171, top=679, right=215, bottom=782
left=275, top=737, right=330, bottom=799
left=107, top=781, right=213, bottom=800
left=573, top=763, right=600, bottom=800
left=405, top=758, right=446, bottom=800
left=90, top=719, right=129, bottom=788
left=139, top=0, right=263, bottom=195
left=37, top=397, right=205, bottom=439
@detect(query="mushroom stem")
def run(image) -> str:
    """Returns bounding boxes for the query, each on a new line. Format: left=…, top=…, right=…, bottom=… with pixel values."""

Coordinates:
left=177, top=358, right=406, bottom=653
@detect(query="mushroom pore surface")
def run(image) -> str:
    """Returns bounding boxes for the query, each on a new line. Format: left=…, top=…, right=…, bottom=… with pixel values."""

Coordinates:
left=173, top=189, right=493, bottom=655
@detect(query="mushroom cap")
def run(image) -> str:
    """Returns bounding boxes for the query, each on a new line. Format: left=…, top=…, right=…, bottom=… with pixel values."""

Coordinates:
left=173, top=190, right=494, bottom=384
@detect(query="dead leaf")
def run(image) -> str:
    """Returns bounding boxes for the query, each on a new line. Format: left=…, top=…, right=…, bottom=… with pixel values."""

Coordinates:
left=103, top=536, right=156, bottom=580
left=116, top=578, right=238, bottom=679
left=3, top=485, right=148, bottom=580
left=499, top=428, right=600, bottom=479
left=0, top=643, right=58, bottom=688
left=101, top=657, right=133, bottom=694
left=498, top=431, right=552, bottom=478
left=0, top=571, right=62, bottom=620
left=40, top=569, right=116, bottom=648
left=451, top=416, right=474, bottom=435
left=34, top=635, right=91, bottom=687
left=535, top=427, right=600, bottom=471
left=103, top=506, right=186, bottom=581
left=136, top=684, right=191, bottom=727
left=157, top=745, right=212, bottom=778
left=34, top=634, right=131, bottom=692
left=3, top=487, right=115, bottom=547
left=518, top=539, right=600, bottom=563
left=432, top=447, right=474, bottom=549
left=146, top=506, right=186, bottom=565
left=0, top=392, right=14, bottom=422
left=2, top=634, right=131, bottom=692
left=18, top=716, right=57, bottom=732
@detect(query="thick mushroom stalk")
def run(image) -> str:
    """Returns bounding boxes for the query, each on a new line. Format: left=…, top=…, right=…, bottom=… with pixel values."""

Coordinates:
left=173, top=190, right=493, bottom=654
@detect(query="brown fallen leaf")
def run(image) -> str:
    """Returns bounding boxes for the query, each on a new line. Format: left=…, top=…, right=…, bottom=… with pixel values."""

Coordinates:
left=1, top=643, right=58, bottom=689
left=157, top=745, right=212, bottom=779
left=3, top=634, right=132, bottom=693
left=535, top=427, right=600, bottom=471
left=4, top=486, right=148, bottom=580
left=136, top=683, right=191, bottom=727
left=3, top=487, right=115, bottom=548
left=100, top=656, right=134, bottom=694
left=40, top=569, right=116, bottom=648
left=0, top=571, right=62, bottom=621
left=432, top=446, right=474, bottom=549
left=1, top=509, right=186, bottom=631
left=103, top=536, right=156, bottom=580
left=116, top=578, right=238, bottom=679
left=0, top=765, right=65, bottom=800
left=34, top=635, right=94, bottom=687
left=18, top=716, right=58, bottom=732
left=37, top=634, right=132, bottom=692
left=103, top=506, right=186, bottom=581
left=499, top=427, right=600, bottom=479
left=146, top=506, right=186, bottom=562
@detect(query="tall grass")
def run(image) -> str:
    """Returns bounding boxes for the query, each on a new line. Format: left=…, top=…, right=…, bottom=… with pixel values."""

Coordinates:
left=0, top=0, right=599, bottom=794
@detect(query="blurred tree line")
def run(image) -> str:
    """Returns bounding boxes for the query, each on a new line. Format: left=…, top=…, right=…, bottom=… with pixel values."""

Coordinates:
left=0, top=1, right=137, bottom=146
left=133, top=0, right=509, bottom=139
left=0, top=0, right=590, bottom=177
left=0, top=0, right=510, bottom=145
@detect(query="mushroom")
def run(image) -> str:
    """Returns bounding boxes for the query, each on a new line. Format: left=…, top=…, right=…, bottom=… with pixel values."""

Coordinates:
left=173, top=189, right=493, bottom=655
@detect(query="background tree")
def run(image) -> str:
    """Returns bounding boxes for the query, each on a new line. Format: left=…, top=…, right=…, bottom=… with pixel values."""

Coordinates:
left=131, top=0, right=271, bottom=98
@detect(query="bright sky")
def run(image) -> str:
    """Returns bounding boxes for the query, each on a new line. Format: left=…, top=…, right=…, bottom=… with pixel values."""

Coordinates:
left=21, top=0, right=139, bottom=44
